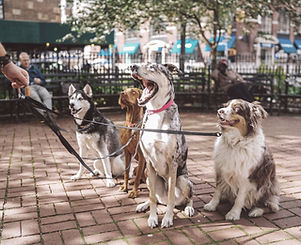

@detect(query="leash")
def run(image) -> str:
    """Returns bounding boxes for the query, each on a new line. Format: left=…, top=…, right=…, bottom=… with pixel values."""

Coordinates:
left=18, top=90, right=109, bottom=179
left=19, top=93, right=221, bottom=137
left=82, top=119, right=143, bottom=161
left=18, top=91, right=221, bottom=180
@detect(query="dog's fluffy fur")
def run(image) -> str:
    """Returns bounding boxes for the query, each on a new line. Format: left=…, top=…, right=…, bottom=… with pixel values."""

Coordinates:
left=204, top=99, right=279, bottom=220
left=68, top=84, right=124, bottom=187
left=131, top=64, right=194, bottom=228
left=119, top=88, right=146, bottom=198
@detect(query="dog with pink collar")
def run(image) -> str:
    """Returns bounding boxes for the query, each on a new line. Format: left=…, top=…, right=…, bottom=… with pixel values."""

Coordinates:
left=131, top=64, right=194, bottom=228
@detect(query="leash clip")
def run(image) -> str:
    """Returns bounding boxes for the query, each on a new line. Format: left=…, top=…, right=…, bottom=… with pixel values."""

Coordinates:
left=17, top=88, right=25, bottom=99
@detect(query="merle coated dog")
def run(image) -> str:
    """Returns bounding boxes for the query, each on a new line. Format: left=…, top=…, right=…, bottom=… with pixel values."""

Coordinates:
left=131, top=64, right=194, bottom=228
left=204, top=99, right=279, bottom=220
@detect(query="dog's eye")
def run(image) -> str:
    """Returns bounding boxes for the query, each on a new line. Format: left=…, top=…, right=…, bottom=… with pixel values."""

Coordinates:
left=78, top=97, right=83, bottom=100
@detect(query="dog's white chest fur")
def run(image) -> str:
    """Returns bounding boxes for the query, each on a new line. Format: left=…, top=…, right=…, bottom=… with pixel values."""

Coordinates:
left=76, top=132, right=100, bottom=151
left=213, top=130, right=265, bottom=193
left=140, top=113, right=177, bottom=177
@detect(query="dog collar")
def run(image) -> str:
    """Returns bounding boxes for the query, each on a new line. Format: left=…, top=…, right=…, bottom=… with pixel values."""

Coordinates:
left=126, top=122, right=136, bottom=127
left=147, top=99, right=174, bottom=115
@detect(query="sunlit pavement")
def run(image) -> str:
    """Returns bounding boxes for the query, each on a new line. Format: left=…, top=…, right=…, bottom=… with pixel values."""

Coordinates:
left=0, top=112, right=301, bottom=245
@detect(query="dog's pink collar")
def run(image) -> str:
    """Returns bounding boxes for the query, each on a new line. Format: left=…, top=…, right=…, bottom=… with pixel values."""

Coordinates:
left=126, top=122, right=136, bottom=127
left=147, top=99, right=174, bottom=115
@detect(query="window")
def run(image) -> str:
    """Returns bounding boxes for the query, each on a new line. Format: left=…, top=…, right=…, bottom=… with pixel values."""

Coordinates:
left=0, top=0, right=3, bottom=19
left=278, top=9, right=290, bottom=34
left=125, top=28, right=139, bottom=40
left=150, top=18, right=167, bottom=37
left=260, top=16, right=272, bottom=34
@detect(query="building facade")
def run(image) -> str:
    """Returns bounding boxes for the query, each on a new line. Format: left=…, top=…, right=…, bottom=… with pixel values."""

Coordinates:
left=0, top=0, right=65, bottom=23
left=114, top=8, right=301, bottom=70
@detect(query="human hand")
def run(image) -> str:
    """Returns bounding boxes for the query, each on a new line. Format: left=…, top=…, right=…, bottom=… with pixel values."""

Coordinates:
left=34, top=77, right=41, bottom=84
left=2, top=62, right=29, bottom=88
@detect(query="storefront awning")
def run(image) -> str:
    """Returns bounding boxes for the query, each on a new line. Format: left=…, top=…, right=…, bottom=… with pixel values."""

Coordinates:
left=205, top=36, right=236, bottom=52
left=0, top=20, right=113, bottom=49
left=143, top=40, right=167, bottom=53
left=119, top=42, right=140, bottom=55
left=170, top=39, right=198, bottom=54
left=295, top=39, right=301, bottom=50
left=278, top=38, right=297, bottom=53
left=98, top=45, right=116, bottom=56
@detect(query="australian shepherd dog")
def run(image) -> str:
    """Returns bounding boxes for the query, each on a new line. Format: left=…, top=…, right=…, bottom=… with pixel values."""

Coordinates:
left=204, top=99, right=279, bottom=220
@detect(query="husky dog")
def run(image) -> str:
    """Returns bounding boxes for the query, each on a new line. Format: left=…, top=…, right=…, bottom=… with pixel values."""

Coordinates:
left=68, top=84, right=125, bottom=187
left=204, top=99, right=279, bottom=220
left=131, top=64, right=194, bottom=228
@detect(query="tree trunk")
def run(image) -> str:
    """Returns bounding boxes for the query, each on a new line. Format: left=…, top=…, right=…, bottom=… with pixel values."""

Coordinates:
left=179, top=21, right=186, bottom=72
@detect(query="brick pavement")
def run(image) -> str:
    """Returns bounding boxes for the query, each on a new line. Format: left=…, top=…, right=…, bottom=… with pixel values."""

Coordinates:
left=0, top=112, right=301, bottom=245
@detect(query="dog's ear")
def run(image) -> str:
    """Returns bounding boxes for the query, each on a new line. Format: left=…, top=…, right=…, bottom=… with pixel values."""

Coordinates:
left=118, top=93, right=125, bottom=109
left=137, top=88, right=143, bottom=98
left=251, top=101, right=268, bottom=120
left=249, top=101, right=267, bottom=130
left=83, top=84, right=93, bottom=98
left=68, top=84, right=76, bottom=97
left=163, top=64, right=183, bottom=75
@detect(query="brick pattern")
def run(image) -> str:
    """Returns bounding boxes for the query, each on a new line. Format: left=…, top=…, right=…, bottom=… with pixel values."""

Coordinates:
left=0, top=113, right=301, bottom=244
left=4, top=0, right=61, bottom=22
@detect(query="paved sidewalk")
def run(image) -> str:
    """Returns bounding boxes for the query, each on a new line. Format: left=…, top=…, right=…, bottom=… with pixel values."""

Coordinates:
left=0, top=112, right=301, bottom=245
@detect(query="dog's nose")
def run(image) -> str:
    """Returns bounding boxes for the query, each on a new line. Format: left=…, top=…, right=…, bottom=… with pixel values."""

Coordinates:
left=218, top=109, right=224, bottom=114
left=130, top=65, right=138, bottom=72
left=70, top=103, right=74, bottom=108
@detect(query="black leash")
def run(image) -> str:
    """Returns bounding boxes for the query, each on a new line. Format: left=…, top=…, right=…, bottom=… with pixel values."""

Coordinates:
left=18, top=92, right=221, bottom=180
left=19, top=93, right=221, bottom=137
left=19, top=93, right=103, bottom=179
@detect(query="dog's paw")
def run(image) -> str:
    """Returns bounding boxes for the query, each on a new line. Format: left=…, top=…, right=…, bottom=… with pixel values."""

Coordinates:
left=225, top=210, right=241, bottom=221
left=71, top=174, right=81, bottom=180
left=148, top=215, right=158, bottom=228
left=90, top=169, right=104, bottom=178
left=204, top=202, right=217, bottom=212
left=267, top=202, right=279, bottom=212
left=119, top=184, right=128, bottom=192
left=248, top=208, right=264, bottom=217
left=161, top=214, right=173, bottom=228
left=136, top=201, right=149, bottom=213
left=184, top=206, right=194, bottom=217
left=128, top=190, right=138, bottom=198
left=106, top=179, right=116, bottom=188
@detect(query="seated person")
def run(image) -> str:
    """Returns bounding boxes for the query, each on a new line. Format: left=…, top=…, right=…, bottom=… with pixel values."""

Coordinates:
left=211, top=59, right=253, bottom=102
left=19, top=52, right=52, bottom=111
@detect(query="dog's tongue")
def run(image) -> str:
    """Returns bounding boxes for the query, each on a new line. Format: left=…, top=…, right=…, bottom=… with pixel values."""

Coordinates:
left=138, top=87, right=151, bottom=104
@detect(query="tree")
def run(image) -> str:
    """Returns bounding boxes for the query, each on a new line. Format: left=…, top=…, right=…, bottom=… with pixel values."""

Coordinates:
left=67, top=0, right=301, bottom=70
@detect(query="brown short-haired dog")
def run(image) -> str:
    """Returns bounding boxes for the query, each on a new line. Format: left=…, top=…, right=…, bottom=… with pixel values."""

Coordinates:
left=119, top=88, right=146, bottom=198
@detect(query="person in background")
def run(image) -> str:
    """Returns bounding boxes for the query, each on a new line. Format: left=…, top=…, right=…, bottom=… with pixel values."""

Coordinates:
left=19, top=52, right=52, bottom=111
left=211, top=59, right=253, bottom=102
left=0, top=43, right=29, bottom=88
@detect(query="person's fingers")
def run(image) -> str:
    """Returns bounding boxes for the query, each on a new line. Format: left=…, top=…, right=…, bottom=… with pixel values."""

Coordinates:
left=11, top=78, right=25, bottom=88
left=21, top=69, right=29, bottom=85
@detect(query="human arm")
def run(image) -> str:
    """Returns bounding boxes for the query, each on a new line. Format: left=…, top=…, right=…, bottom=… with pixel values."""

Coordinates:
left=32, top=66, right=46, bottom=86
left=227, top=70, right=244, bottom=84
left=0, top=43, right=29, bottom=88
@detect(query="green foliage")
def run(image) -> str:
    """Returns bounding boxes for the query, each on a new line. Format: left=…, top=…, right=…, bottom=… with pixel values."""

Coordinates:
left=67, top=0, right=301, bottom=69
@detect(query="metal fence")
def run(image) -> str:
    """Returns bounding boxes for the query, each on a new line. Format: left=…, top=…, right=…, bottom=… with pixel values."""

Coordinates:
left=7, top=48, right=301, bottom=75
